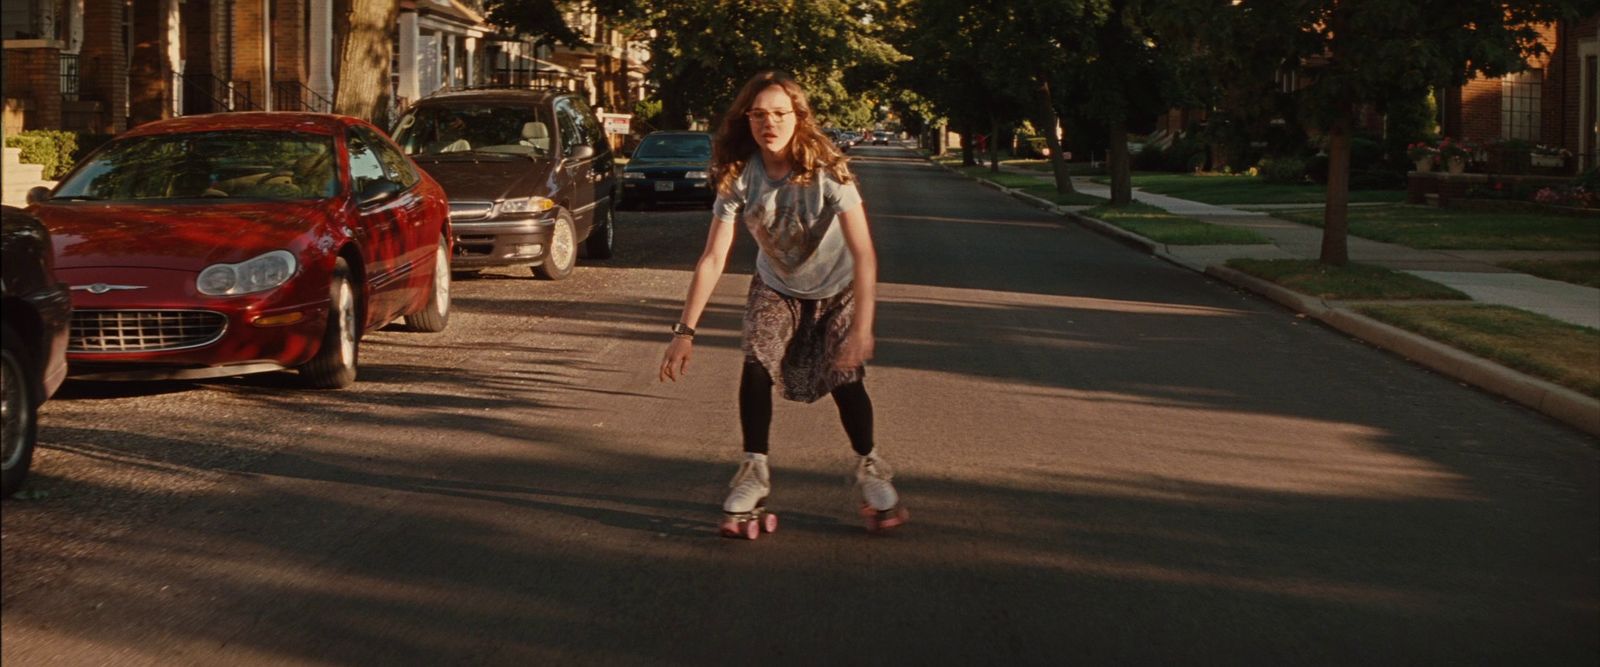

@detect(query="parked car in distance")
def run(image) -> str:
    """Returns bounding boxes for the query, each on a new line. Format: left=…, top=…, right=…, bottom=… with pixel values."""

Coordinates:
left=2, top=205, right=71, bottom=495
left=26, top=112, right=453, bottom=389
left=392, top=87, right=617, bottom=279
left=620, top=131, right=713, bottom=210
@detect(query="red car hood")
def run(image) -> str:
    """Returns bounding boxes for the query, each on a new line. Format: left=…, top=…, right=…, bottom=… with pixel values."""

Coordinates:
left=39, top=201, right=334, bottom=271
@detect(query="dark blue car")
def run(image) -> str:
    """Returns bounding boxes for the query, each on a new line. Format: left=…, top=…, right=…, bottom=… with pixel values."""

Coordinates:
left=620, top=131, right=713, bottom=209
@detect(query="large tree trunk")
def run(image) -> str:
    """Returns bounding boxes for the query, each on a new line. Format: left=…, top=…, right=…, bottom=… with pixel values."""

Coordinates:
left=333, top=0, right=398, bottom=127
left=1320, top=110, right=1353, bottom=266
left=1107, top=114, right=1132, bottom=206
left=960, top=119, right=977, bottom=167
left=1035, top=76, right=1075, bottom=195
left=988, top=115, right=1001, bottom=173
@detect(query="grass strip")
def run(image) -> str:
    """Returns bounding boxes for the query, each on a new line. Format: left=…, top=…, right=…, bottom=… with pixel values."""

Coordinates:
left=1275, top=204, right=1600, bottom=251
left=1354, top=303, right=1600, bottom=397
left=1226, top=259, right=1469, bottom=300
left=1092, top=173, right=1406, bottom=205
left=955, top=165, right=1107, bottom=205
left=1085, top=202, right=1269, bottom=245
left=1496, top=259, right=1600, bottom=288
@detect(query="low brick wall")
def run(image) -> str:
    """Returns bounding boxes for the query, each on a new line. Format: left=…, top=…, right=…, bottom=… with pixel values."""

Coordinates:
left=1407, top=171, right=1575, bottom=207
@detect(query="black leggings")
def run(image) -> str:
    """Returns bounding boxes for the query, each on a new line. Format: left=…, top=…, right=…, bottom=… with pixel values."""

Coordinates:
left=740, top=360, right=874, bottom=456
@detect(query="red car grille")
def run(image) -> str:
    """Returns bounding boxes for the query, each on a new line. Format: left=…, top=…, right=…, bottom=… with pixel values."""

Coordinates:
left=70, top=310, right=228, bottom=353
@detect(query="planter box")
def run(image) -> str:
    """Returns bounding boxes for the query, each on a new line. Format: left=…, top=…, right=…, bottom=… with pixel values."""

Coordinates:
left=1530, top=154, right=1566, bottom=168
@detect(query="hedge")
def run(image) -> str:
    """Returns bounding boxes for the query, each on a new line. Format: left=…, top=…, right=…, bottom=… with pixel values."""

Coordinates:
left=4, top=130, right=114, bottom=180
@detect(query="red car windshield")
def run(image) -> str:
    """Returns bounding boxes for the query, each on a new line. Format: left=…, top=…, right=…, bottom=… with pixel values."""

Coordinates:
left=52, top=131, right=338, bottom=202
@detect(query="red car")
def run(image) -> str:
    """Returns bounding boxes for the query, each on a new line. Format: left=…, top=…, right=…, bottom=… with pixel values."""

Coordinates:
left=25, top=112, right=452, bottom=388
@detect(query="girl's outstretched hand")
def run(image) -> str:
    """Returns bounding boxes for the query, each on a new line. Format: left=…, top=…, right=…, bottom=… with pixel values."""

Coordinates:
left=660, top=336, right=694, bottom=382
left=835, top=328, right=875, bottom=371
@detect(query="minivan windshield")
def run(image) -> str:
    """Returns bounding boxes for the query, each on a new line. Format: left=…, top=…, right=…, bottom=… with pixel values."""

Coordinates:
left=393, top=104, right=557, bottom=158
left=633, top=134, right=711, bottom=160
left=52, top=131, right=337, bottom=202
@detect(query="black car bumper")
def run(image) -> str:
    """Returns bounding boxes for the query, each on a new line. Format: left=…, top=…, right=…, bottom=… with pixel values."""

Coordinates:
left=622, top=178, right=714, bottom=204
left=27, top=282, right=71, bottom=399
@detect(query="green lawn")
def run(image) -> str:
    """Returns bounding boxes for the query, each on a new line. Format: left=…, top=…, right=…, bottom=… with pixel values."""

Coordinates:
left=1355, top=304, right=1600, bottom=397
left=1091, top=172, right=1407, bottom=205
left=1496, top=259, right=1600, bottom=288
left=1275, top=205, right=1600, bottom=250
left=1226, top=259, right=1469, bottom=300
left=1003, top=159, right=1106, bottom=176
left=1084, top=202, right=1270, bottom=245
left=955, top=166, right=1106, bottom=205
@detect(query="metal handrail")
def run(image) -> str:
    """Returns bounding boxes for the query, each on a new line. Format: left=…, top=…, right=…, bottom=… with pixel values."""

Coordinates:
left=172, top=70, right=257, bottom=114
left=273, top=80, right=333, bottom=112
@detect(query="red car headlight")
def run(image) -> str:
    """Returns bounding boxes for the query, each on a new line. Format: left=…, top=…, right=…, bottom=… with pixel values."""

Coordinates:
left=197, top=250, right=299, bottom=296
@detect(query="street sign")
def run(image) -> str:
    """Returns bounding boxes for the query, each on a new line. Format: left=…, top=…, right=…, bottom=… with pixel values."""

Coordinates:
left=599, top=113, right=631, bottom=136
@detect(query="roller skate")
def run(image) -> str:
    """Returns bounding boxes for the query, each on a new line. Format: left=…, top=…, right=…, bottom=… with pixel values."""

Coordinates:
left=855, top=452, right=908, bottom=533
left=719, top=454, right=778, bottom=540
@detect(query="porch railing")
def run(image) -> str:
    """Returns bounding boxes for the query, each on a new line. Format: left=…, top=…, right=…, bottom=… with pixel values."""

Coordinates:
left=273, top=80, right=333, bottom=113
left=174, top=70, right=258, bottom=115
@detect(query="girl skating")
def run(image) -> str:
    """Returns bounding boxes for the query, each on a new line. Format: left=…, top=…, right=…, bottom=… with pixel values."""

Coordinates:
left=658, top=70, right=907, bottom=539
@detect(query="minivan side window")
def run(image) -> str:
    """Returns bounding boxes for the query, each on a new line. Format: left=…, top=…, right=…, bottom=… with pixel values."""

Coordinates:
left=555, top=99, right=584, bottom=157
left=571, top=98, right=605, bottom=148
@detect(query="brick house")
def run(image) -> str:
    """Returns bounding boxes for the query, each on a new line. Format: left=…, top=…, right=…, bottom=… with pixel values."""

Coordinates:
left=2, top=0, right=650, bottom=137
left=1440, top=16, right=1600, bottom=173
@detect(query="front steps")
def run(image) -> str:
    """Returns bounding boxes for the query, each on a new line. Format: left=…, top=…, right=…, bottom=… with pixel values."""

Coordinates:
left=3, top=146, right=56, bottom=207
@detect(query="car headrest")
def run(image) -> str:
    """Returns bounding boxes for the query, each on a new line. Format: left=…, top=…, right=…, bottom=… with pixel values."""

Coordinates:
left=521, top=122, right=549, bottom=140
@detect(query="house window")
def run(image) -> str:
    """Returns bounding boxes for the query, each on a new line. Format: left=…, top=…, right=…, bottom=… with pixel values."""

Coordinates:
left=1501, top=69, right=1542, bottom=142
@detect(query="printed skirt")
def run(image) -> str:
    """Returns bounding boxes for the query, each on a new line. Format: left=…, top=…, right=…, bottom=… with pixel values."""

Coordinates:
left=741, top=275, right=864, bottom=403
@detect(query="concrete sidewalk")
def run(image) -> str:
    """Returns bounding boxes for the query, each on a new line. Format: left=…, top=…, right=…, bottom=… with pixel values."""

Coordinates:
left=949, top=159, right=1599, bottom=436
left=1000, top=164, right=1600, bottom=330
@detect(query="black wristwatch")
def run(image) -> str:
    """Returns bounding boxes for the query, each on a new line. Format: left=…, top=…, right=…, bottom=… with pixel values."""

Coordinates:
left=671, top=322, right=696, bottom=338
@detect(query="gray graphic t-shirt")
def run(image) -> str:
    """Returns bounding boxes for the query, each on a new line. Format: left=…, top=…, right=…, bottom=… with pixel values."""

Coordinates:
left=713, top=157, right=863, bottom=299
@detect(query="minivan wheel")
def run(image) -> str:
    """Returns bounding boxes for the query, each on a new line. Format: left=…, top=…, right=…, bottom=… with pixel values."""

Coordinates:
left=533, top=211, right=577, bottom=280
left=583, top=203, right=614, bottom=260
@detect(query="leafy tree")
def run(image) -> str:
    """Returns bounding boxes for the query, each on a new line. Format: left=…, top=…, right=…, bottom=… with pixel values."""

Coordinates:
left=1168, top=0, right=1588, bottom=265
left=1072, top=0, right=1191, bottom=205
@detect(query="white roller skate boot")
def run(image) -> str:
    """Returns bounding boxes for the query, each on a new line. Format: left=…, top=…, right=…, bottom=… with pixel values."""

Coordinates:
left=720, top=453, right=777, bottom=540
left=855, top=452, right=908, bottom=533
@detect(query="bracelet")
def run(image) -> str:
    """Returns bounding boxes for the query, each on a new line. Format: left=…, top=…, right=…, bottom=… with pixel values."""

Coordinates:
left=671, top=322, right=696, bottom=338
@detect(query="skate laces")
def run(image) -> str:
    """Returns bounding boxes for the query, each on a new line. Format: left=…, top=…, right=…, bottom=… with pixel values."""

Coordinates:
left=856, top=455, right=893, bottom=483
left=729, top=459, right=769, bottom=489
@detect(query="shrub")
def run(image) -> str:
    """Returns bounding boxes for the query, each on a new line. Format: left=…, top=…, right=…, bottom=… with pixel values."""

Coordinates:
left=1574, top=166, right=1599, bottom=192
left=4, top=130, right=80, bottom=179
left=2, top=130, right=111, bottom=180
left=1348, top=135, right=1385, bottom=171
left=1133, top=143, right=1166, bottom=171
left=1349, top=167, right=1406, bottom=190
left=1257, top=155, right=1307, bottom=184
left=1162, top=133, right=1208, bottom=172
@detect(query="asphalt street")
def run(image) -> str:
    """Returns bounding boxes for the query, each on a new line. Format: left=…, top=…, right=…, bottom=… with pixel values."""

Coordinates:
left=2, top=145, right=1596, bottom=665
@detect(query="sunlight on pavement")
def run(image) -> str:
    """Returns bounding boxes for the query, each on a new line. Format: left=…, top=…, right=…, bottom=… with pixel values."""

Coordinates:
left=879, top=282, right=1249, bottom=318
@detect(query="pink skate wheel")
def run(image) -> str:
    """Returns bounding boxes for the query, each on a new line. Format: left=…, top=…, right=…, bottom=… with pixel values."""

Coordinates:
left=761, top=512, right=779, bottom=533
left=719, top=519, right=741, bottom=538
left=742, top=520, right=760, bottom=540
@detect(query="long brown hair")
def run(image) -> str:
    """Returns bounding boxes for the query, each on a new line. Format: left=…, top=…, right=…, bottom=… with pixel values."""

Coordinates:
left=711, top=70, right=852, bottom=195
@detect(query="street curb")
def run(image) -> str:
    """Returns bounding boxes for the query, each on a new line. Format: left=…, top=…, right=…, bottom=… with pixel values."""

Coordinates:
left=930, top=155, right=1600, bottom=438
left=1207, top=266, right=1600, bottom=437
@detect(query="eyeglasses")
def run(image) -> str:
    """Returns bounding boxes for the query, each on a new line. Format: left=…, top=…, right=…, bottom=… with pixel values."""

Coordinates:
left=745, top=109, right=796, bottom=123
